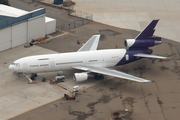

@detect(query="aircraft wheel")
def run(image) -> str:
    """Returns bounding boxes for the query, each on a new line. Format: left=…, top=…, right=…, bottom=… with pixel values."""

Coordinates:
left=61, top=78, right=65, bottom=82
left=31, top=76, right=35, bottom=80
left=34, top=73, right=37, bottom=77
left=66, top=96, right=68, bottom=100
left=31, top=73, right=37, bottom=78
left=94, top=75, right=100, bottom=80
left=100, top=75, right=104, bottom=79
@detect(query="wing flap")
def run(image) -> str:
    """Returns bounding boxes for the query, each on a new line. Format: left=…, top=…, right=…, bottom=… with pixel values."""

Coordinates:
left=77, top=35, right=100, bottom=52
left=73, top=66, right=151, bottom=82
left=134, top=53, right=168, bottom=59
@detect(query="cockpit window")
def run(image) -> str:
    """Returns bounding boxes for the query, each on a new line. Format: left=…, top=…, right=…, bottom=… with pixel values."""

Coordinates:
left=11, top=63, right=20, bottom=67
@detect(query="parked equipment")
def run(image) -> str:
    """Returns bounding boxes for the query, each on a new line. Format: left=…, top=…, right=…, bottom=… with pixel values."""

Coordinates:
left=64, top=92, right=76, bottom=100
left=114, top=115, right=121, bottom=119
left=42, top=77, right=46, bottom=82
left=50, top=76, right=66, bottom=84
left=73, top=86, right=79, bottom=92
left=55, top=76, right=65, bottom=82
left=56, top=84, right=78, bottom=100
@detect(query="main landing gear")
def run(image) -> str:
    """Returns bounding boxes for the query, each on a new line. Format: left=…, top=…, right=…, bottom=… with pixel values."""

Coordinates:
left=31, top=73, right=37, bottom=80
left=94, top=74, right=104, bottom=80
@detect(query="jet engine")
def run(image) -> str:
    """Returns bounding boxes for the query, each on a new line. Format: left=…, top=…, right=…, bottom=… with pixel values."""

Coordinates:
left=124, top=38, right=162, bottom=49
left=73, top=72, right=88, bottom=81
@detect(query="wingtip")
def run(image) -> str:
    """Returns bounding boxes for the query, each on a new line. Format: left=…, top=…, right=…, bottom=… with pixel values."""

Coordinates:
left=93, top=34, right=101, bottom=37
left=140, top=79, right=151, bottom=82
left=143, top=80, right=151, bottom=83
left=165, top=57, right=169, bottom=60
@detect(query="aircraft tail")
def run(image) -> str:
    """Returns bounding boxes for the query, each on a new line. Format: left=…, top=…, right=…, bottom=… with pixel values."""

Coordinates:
left=124, top=19, right=161, bottom=49
left=135, top=19, right=160, bottom=40
left=135, top=19, right=159, bottom=40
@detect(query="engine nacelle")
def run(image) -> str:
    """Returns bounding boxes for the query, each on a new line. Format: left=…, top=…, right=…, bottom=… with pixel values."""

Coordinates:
left=124, top=39, right=161, bottom=48
left=73, top=72, right=88, bottom=81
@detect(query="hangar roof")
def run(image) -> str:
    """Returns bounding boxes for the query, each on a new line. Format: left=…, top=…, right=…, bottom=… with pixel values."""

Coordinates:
left=45, top=17, right=56, bottom=22
left=0, top=4, right=28, bottom=17
left=0, top=4, right=46, bottom=29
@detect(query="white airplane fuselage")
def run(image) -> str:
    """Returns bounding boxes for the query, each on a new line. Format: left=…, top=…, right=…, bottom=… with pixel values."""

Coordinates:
left=9, top=49, right=128, bottom=73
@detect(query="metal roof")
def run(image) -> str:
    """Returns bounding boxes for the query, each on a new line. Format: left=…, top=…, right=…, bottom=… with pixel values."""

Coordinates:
left=45, top=17, right=55, bottom=22
left=0, top=5, right=46, bottom=29
left=0, top=4, right=28, bottom=17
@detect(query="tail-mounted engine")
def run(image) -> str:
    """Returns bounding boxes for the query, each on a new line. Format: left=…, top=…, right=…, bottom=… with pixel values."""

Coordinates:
left=124, top=19, right=162, bottom=49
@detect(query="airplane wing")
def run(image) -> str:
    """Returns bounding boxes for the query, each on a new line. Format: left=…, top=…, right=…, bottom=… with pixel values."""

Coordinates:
left=134, top=53, right=168, bottom=59
left=73, top=66, right=151, bottom=82
left=77, top=35, right=100, bottom=52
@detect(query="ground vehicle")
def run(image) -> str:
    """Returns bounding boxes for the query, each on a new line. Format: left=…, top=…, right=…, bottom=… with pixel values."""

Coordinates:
left=55, top=75, right=65, bottom=82
left=114, top=115, right=121, bottom=119
left=50, top=76, right=66, bottom=84
left=114, top=112, right=120, bottom=115
left=51, top=82, right=78, bottom=100
left=64, top=92, right=76, bottom=100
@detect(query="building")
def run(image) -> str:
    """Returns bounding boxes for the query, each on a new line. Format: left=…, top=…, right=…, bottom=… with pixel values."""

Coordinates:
left=0, top=5, right=56, bottom=52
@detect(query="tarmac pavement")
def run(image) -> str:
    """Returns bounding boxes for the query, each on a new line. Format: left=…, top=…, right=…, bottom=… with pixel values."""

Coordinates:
left=1, top=0, right=180, bottom=120
left=71, top=0, right=180, bottom=43
left=9, top=22, right=180, bottom=120
left=0, top=44, right=104, bottom=120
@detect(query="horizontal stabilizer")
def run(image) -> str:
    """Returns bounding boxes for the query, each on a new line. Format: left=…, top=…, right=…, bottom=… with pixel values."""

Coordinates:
left=134, top=53, right=168, bottom=59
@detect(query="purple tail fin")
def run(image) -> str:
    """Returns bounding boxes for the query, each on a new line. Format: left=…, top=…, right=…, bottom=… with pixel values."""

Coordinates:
left=135, top=19, right=159, bottom=40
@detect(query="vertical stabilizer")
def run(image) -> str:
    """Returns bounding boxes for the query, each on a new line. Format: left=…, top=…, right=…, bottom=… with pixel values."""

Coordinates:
left=135, top=19, right=159, bottom=40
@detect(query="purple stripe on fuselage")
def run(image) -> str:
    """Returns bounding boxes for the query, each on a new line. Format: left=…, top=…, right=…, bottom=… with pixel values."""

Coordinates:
left=115, top=49, right=153, bottom=66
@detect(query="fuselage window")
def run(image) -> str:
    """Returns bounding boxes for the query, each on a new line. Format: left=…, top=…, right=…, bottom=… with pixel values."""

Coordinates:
left=40, top=64, right=49, bottom=66
left=89, top=60, right=98, bottom=62
left=38, top=58, right=49, bottom=61
left=56, top=61, right=83, bottom=65
left=30, top=65, right=39, bottom=67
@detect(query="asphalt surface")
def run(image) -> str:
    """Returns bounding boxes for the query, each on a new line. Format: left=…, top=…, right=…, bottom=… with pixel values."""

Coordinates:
left=8, top=0, right=180, bottom=120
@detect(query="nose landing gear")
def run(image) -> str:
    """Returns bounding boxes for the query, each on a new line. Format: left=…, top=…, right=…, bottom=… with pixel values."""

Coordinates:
left=31, top=73, right=37, bottom=80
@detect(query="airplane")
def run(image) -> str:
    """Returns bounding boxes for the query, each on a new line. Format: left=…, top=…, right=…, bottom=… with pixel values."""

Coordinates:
left=9, top=19, right=167, bottom=82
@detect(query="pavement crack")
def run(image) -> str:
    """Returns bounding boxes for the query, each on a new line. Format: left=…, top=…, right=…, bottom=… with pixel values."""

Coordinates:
left=68, top=93, right=120, bottom=120
left=153, top=81, right=159, bottom=91
left=156, top=93, right=166, bottom=120
left=168, top=43, right=180, bottom=76
left=141, top=87, right=151, bottom=114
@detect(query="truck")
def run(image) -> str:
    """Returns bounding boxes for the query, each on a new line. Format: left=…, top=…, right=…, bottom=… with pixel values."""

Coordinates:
left=50, top=76, right=66, bottom=84
left=64, top=92, right=76, bottom=100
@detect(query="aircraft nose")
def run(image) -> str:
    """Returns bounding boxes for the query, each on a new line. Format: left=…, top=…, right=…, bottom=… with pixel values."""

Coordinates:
left=9, top=65, right=14, bottom=70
